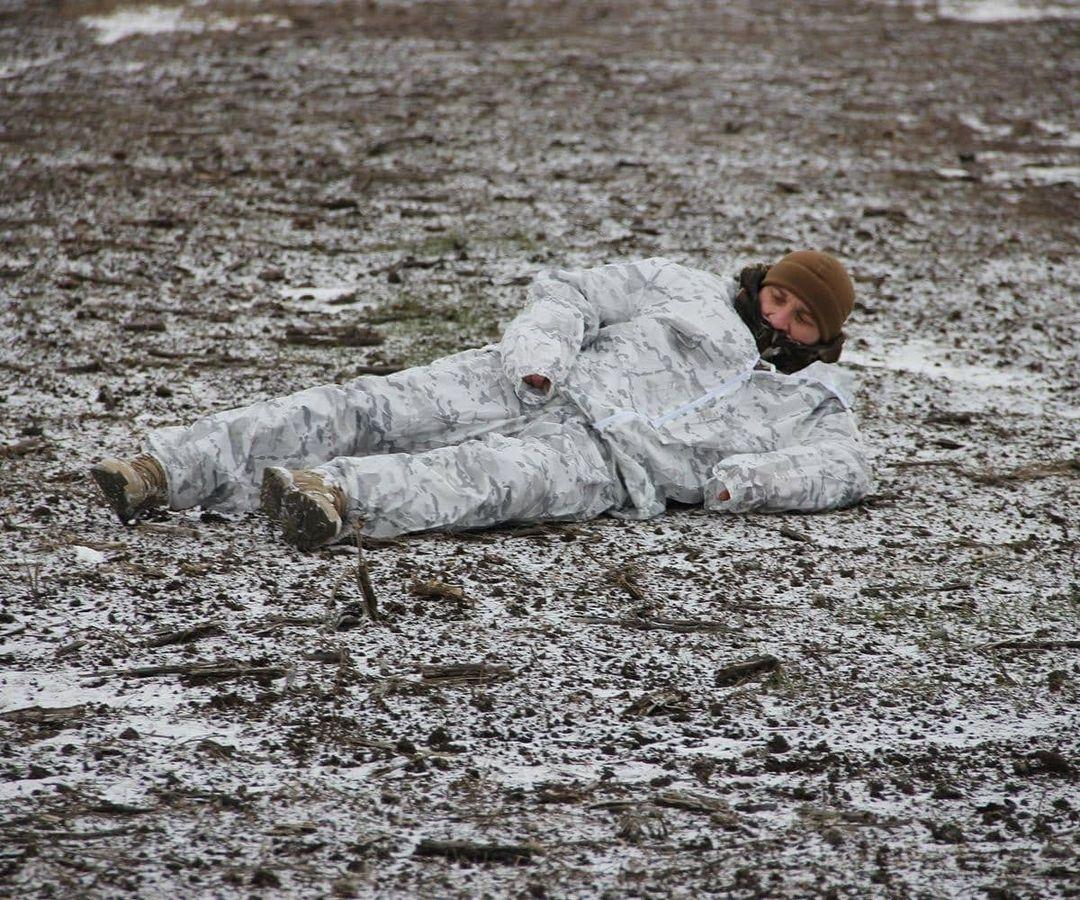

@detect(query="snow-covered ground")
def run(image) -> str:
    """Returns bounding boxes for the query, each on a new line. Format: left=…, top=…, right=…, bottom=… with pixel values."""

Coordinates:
left=1, top=0, right=1077, bottom=896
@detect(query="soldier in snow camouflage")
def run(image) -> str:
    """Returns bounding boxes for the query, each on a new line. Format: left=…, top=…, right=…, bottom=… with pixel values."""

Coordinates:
left=91, top=252, right=874, bottom=547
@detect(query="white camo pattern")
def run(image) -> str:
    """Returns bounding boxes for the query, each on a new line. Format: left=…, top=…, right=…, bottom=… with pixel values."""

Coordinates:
left=147, top=258, right=873, bottom=536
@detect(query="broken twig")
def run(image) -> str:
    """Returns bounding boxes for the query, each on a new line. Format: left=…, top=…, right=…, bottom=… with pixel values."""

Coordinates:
left=282, top=324, right=382, bottom=348
left=88, top=660, right=287, bottom=683
left=714, top=654, right=780, bottom=687
left=0, top=437, right=51, bottom=458
left=356, top=530, right=379, bottom=621
left=145, top=622, right=224, bottom=648
left=0, top=705, right=88, bottom=724
left=571, top=615, right=731, bottom=634
left=133, top=522, right=199, bottom=538
left=606, top=563, right=647, bottom=604
left=413, top=839, right=535, bottom=864
left=420, top=663, right=513, bottom=684
left=410, top=579, right=465, bottom=602
left=624, top=688, right=691, bottom=718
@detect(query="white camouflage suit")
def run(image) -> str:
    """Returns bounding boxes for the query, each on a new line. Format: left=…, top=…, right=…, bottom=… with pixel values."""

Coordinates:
left=147, top=258, right=874, bottom=537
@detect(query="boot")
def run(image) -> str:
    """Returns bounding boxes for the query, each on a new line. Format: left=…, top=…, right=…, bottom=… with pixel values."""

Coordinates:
left=90, top=454, right=167, bottom=522
left=261, top=466, right=347, bottom=550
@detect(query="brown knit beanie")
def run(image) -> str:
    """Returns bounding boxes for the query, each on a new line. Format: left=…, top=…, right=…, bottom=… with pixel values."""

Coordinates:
left=761, top=250, right=855, bottom=342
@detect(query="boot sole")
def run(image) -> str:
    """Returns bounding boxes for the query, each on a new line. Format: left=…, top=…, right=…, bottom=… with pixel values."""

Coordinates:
left=260, top=467, right=294, bottom=521
left=90, top=463, right=138, bottom=522
left=280, top=490, right=341, bottom=551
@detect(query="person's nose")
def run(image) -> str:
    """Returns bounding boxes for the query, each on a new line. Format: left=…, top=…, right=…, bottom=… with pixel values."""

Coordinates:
left=768, top=307, right=791, bottom=334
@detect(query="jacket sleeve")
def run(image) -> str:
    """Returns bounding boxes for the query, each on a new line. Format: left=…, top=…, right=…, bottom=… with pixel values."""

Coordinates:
left=499, top=258, right=670, bottom=405
left=704, top=399, right=873, bottom=514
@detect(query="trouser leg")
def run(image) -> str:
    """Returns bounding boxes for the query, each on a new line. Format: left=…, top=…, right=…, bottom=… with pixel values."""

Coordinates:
left=146, top=347, right=524, bottom=512
left=316, top=419, right=626, bottom=538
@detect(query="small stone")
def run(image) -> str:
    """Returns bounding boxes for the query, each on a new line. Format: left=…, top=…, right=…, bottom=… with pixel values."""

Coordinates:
left=927, top=821, right=966, bottom=844
left=426, top=727, right=450, bottom=748
left=766, top=734, right=790, bottom=754
left=250, top=868, right=281, bottom=888
left=931, top=782, right=964, bottom=801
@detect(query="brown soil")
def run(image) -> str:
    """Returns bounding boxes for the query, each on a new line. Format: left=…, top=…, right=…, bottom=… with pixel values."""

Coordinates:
left=1, top=1, right=1078, bottom=897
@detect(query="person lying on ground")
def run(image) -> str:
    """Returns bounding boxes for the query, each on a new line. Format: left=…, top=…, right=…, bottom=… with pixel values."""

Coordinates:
left=91, top=250, right=873, bottom=549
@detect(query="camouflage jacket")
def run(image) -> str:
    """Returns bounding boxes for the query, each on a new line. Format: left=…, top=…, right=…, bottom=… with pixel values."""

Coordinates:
left=499, top=257, right=873, bottom=517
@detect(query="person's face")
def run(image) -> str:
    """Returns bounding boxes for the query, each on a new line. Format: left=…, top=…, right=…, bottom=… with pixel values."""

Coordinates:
left=759, top=285, right=821, bottom=345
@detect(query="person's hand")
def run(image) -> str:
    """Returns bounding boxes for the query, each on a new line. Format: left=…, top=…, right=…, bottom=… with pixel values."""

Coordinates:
left=717, top=488, right=731, bottom=502
left=522, top=374, right=551, bottom=391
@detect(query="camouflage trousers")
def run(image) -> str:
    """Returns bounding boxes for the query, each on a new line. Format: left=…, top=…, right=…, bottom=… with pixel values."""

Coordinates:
left=147, top=348, right=626, bottom=536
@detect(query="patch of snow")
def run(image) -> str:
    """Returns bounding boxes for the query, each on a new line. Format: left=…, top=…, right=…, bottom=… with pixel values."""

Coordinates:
left=937, top=0, right=1080, bottom=21
left=987, top=164, right=1080, bottom=186
left=750, top=696, right=1079, bottom=758
left=72, top=545, right=106, bottom=566
left=1034, top=121, right=1080, bottom=147
left=935, top=166, right=974, bottom=180
left=598, top=218, right=634, bottom=242
left=0, top=778, right=69, bottom=802
left=82, top=6, right=212, bottom=44
left=846, top=339, right=1045, bottom=391
left=0, top=54, right=63, bottom=80
left=949, top=150, right=1080, bottom=187
left=0, top=669, right=187, bottom=717
left=249, top=13, right=294, bottom=31
left=957, top=113, right=1013, bottom=138
left=80, top=5, right=290, bottom=45
left=97, top=777, right=152, bottom=805
left=898, top=0, right=1080, bottom=21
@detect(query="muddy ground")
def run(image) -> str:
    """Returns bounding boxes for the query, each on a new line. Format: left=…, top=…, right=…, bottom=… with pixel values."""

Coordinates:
left=1, top=0, right=1078, bottom=897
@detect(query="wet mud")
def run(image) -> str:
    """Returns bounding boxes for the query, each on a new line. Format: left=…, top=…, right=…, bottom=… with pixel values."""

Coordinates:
left=1, top=1, right=1078, bottom=897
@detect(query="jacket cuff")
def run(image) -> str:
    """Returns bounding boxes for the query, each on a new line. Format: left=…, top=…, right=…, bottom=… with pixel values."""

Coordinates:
left=514, top=381, right=555, bottom=406
left=704, top=467, right=761, bottom=514
left=510, top=367, right=558, bottom=406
